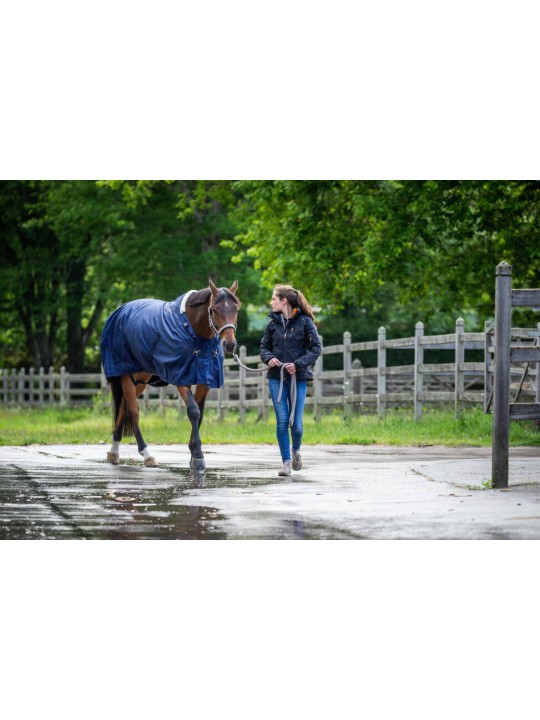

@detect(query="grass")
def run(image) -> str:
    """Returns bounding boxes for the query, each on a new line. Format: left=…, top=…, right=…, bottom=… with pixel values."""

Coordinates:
left=1, top=406, right=539, bottom=447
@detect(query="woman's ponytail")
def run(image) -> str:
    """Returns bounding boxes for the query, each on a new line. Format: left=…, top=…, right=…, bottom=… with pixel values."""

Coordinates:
left=273, top=285, right=316, bottom=320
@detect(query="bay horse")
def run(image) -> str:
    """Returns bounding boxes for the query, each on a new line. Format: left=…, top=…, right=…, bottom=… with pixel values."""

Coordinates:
left=100, top=279, right=240, bottom=471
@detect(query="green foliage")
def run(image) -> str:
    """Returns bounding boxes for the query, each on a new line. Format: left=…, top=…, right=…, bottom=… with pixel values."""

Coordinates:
left=3, top=180, right=540, bottom=374
left=0, top=180, right=261, bottom=372
left=229, top=180, right=540, bottom=325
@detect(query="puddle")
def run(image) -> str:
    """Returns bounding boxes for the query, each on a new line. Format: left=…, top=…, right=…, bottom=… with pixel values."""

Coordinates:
left=0, top=460, right=304, bottom=540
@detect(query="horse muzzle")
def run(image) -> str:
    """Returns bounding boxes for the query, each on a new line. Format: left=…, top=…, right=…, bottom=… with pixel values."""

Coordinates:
left=222, top=336, right=237, bottom=355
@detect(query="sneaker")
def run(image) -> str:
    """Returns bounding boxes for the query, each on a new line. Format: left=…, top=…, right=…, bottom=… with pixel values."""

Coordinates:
left=292, top=451, right=302, bottom=471
left=278, top=460, right=292, bottom=476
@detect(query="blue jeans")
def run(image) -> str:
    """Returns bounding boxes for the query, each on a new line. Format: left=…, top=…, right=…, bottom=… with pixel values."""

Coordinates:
left=268, top=378, right=307, bottom=462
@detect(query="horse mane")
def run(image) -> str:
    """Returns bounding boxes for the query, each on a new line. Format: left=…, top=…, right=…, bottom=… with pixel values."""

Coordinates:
left=186, top=287, right=241, bottom=308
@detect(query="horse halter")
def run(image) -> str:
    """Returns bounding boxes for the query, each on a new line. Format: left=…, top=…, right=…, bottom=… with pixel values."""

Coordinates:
left=207, top=303, right=237, bottom=338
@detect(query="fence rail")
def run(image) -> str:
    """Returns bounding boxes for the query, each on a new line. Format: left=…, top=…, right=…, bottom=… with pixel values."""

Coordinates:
left=2, top=317, right=539, bottom=420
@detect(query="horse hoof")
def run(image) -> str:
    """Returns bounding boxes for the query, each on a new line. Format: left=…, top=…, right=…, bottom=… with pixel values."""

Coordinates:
left=144, top=456, right=158, bottom=467
left=107, top=452, right=120, bottom=465
left=190, top=457, right=206, bottom=472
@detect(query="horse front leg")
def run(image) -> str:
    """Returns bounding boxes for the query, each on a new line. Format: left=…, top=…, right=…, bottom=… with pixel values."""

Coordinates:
left=194, top=384, right=210, bottom=430
left=178, top=385, right=208, bottom=471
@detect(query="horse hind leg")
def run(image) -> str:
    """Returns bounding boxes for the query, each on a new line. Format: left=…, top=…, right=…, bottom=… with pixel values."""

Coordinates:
left=107, top=378, right=125, bottom=464
left=120, top=375, right=158, bottom=467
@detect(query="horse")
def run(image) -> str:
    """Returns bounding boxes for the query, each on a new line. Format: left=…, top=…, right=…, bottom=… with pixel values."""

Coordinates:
left=100, top=279, right=240, bottom=471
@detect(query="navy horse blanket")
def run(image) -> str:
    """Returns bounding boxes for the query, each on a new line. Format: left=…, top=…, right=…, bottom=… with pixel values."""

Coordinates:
left=100, top=291, right=224, bottom=388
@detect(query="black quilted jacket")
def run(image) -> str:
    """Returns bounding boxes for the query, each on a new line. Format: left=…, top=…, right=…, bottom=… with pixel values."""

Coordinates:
left=259, top=309, right=321, bottom=381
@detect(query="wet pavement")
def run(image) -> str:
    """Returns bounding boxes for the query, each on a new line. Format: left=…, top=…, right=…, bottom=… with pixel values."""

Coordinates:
left=1, top=443, right=540, bottom=539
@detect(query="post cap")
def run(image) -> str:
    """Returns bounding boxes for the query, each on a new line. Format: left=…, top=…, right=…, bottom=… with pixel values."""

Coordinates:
left=496, top=261, right=512, bottom=276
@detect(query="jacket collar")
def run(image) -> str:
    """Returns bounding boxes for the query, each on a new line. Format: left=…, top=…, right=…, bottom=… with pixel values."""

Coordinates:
left=269, top=308, right=303, bottom=325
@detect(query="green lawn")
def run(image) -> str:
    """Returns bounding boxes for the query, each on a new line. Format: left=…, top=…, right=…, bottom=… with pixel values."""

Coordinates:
left=1, top=406, right=539, bottom=447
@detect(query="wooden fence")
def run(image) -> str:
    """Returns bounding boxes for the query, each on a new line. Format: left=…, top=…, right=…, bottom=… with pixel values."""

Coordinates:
left=2, top=316, right=538, bottom=420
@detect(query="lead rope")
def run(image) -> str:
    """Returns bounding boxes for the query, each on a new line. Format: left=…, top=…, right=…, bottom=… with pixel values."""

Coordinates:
left=232, top=352, right=296, bottom=427
left=277, top=364, right=297, bottom=427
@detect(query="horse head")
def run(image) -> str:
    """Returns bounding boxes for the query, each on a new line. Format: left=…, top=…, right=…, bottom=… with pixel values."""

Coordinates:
left=208, top=279, right=240, bottom=354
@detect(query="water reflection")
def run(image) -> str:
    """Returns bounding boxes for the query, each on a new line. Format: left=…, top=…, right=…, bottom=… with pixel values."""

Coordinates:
left=1, top=461, right=312, bottom=540
left=103, top=502, right=227, bottom=540
left=188, top=469, right=206, bottom=489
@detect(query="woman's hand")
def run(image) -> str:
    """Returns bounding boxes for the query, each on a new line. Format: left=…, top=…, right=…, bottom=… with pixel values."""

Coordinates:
left=268, top=357, right=282, bottom=367
left=284, top=363, right=297, bottom=374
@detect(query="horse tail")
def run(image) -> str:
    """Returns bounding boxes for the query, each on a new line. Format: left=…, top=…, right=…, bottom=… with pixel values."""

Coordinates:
left=110, top=377, right=134, bottom=438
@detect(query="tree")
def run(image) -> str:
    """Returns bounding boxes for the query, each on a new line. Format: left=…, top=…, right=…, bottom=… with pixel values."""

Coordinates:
left=0, top=181, right=61, bottom=369
left=43, top=181, right=135, bottom=372
left=229, top=180, right=540, bottom=329
left=0, top=181, right=263, bottom=370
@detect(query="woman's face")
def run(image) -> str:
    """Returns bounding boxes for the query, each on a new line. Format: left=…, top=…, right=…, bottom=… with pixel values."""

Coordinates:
left=270, top=292, right=289, bottom=314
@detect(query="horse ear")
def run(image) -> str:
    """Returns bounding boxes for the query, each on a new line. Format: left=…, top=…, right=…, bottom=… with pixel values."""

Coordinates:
left=229, top=279, right=239, bottom=294
left=209, top=278, right=218, bottom=297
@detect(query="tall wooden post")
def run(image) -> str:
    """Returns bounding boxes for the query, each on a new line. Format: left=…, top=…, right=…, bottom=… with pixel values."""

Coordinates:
left=492, top=261, right=512, bottom=488
left=313, top=335, right=323, bottom=422
left=343, top=331, right=352, bottom=420
left=39, top=367, right=45, bottom=408
left=414, top=321, right=424, bottom=421
left=352, top=358, right=363, bottom=413
left=455, top=317, right=465, bottom=417
left=377, top=326, right=386, bottom=417
left=238, top=345, right=247, bottom=423
left=483, top=320, right=493, bottom=413
left=60, top=366, right=67, bottom=407
left=18, top=368, right=26, bottom=406
left=29, top=367, right=35, bottom=406
left=260, top=363, right=269, bottom=421
left=48, top=366, right=54, bottom=404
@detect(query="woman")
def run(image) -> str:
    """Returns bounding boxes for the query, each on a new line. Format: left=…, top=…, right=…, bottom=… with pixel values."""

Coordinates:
left=260, top=285, right=322, bottom=476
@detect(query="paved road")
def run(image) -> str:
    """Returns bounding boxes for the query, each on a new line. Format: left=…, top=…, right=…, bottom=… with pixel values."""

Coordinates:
left=1, top=443, right=540, bottom=539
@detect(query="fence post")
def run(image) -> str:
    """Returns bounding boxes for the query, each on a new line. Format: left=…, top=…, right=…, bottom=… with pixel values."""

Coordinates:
left=219, top=363, right=231, bottom=421
left=238, top=346, right=247, bottom=423
left=39, top=367, right=45, bottom=407
left=177, top=390, right=186, bottom=418
left=313, top=335, right=323, bottom=422
left=29, top=367, right=35, bottom=406
left=218, top=382, right=225, bottom=421
left=141, top=383, right=149, bottom=413
left=60, top=366, right=69, bottom=406
left=455, top=317, right=465, bottom=417
left=2, top=369, right=7, bottom=405
left=377, top=326, right=386, bottom=416
left=352, top=358, right=363, bottom=413
left=100, top=369, right=109, bottom=410
left=492, top=261, right=512, bottom=489
left=159, top=386, right=165, bottom=416
left=18, top=368, right=26, bottom=406
left=484, top=320, right=494, bottom=413
left=414, top=321, right=424, bottom=421
left=343, top=331, right=352, bottom=420
left=48, top=366, right=55, bottom=404
left=10, top=368, right=16, bottom=404
left=260, top=363, right=269, bottom=421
